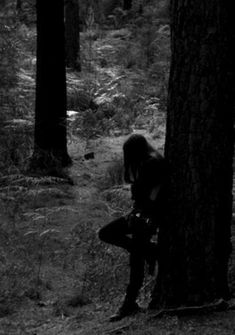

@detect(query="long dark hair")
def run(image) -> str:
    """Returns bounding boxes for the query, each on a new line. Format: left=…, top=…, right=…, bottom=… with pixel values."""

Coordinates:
left=123, top=134, right=156, bottom=183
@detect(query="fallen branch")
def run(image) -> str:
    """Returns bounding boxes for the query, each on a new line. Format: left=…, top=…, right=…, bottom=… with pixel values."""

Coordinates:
left=107, top=321, right=134, bottom=335
left=149, top=298, right=229, bottom=319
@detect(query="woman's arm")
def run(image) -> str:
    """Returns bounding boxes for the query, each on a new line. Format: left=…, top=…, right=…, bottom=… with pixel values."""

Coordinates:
left=149, top=185, right=161, bottom=201
left=131, top=155, right=166, bottom=208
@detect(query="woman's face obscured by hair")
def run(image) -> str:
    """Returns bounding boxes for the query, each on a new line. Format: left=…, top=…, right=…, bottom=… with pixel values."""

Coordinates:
left=123, top=134, right=149, bottom=163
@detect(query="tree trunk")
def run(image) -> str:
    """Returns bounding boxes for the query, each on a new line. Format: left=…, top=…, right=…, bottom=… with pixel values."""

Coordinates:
left=150, top=0, right=235, bottom=308
left=0, top=0, right=6, bottom=10
left=123, top=0, right=132, bottom=11
left=16, top=0, right=22, bottom=11
left=65, top=0, right=81, bottom=71
left=31, top=0, right=71, bottom=170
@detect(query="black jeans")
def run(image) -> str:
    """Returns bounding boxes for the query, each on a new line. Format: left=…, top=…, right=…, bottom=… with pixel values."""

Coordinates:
left=99, top=215, right=155, bottom=304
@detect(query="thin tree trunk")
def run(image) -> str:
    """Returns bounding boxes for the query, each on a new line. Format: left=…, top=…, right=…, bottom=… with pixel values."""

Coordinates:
left=0, top=0, right=6, bottom=10
left=123, top=0, right=132, bottom=11
left=150, top=0, right=234, bottom=308
left=31, top=0, right=71, bottom=171
left=16, top=0, right=22, bottom=11
left=65, top=0, right=81, bottom=71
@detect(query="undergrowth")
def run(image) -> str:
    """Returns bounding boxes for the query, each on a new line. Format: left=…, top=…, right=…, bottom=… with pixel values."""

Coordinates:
left=66, top=2, right=169, bottom=140
left=0, top=9, right=34, bottom=174
left=0, top=0, right=169, bottom=323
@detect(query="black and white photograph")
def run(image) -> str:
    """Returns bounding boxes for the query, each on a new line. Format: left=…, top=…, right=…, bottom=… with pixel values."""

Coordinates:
left=0, top=0, right=234, bottom=334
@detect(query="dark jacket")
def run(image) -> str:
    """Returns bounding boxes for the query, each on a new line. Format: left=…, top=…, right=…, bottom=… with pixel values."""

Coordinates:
left=131, top=152, right=167, bottom=220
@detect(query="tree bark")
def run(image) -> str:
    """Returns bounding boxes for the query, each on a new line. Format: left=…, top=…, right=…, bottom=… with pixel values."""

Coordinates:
left=65, top=0, right=81, bottom=71
left=123, top=0, right=132, bottom=11
left=31, top=0, right=71, bottom=170
left=0, top=0, right=6, bottom=10
left=150, top=0, right=235, bottom=308
left=16, top=0, right=22, bottom=11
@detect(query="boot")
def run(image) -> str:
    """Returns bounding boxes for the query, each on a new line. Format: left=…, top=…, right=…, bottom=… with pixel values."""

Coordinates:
left=109, top=300, right=141, bottom=322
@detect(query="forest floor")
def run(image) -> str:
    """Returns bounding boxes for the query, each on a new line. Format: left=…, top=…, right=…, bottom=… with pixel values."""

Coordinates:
left=1, top=133, right=235, bottom=335
left=1, top=24, right=235, bottom=335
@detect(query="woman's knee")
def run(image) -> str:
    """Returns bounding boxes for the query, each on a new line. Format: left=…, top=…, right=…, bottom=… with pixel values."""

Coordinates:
left=98, top=226, right=109, bottom=242
left=98, top=217, right=127, bottom=243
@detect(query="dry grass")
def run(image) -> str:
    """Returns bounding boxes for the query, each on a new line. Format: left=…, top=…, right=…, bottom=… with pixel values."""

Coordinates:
left=1, top=3, right=234, bottom=333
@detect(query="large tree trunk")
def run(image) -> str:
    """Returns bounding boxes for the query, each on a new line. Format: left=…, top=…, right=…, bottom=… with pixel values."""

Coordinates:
left=65, top=0, right=81, bottom=71
left=150, top=0, right=234, bottom=308
left=31, top=0, right=71, bottom=170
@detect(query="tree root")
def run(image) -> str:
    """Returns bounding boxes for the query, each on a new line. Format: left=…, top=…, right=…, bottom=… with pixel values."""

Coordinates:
left=148, top=298, right=233, bottom=319
left=105, top=299, right=235, bottom=334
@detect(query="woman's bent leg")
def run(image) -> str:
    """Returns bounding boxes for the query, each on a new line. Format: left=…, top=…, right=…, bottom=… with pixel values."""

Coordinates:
left=110, top=249, right=145, bottom=321
left=125, top=250, right=145, bottom=305
left=98, top=216, right=132, bottom=252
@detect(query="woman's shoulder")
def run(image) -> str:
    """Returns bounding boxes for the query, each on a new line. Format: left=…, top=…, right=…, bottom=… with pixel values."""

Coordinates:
left=147, top=151, right=165, bottom=165
left=143, top=151, right=168, bottom=176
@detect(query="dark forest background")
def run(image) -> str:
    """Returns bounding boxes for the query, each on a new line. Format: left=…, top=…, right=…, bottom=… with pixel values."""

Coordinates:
left=0, top=0, right=234, bottom=334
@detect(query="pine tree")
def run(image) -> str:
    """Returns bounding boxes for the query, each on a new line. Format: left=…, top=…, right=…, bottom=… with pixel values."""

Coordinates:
left=31, top=0, right=71, bottom=172
left=150, top=0, right=235, bottom=308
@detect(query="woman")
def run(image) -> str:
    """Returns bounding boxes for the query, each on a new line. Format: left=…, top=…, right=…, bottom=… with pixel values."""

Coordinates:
left=99, top=134, right=167, bottom=321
